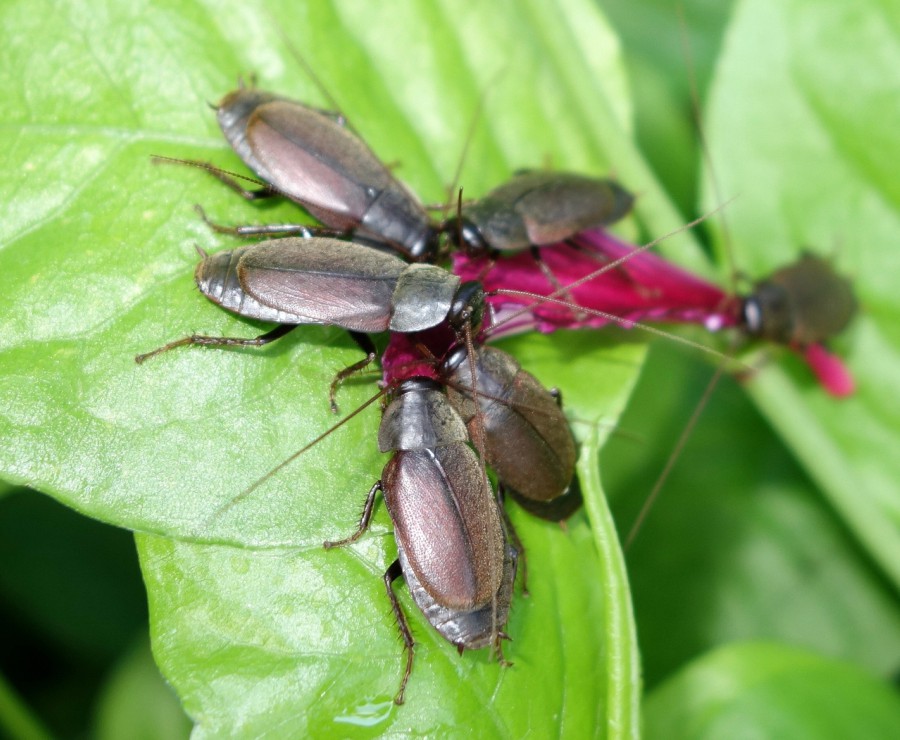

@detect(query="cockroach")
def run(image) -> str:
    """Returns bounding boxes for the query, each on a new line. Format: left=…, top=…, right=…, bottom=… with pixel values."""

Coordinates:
left=447, top=169, right=634, bottom=257
left=134, top=236, right=485, bottom=408
left=211, top=87, right=440, bottom=261
left=321, top=377, right=514, bottom=704
left=440, top=343, right=582, bottom=521
left=741, top=252, right=857, bottom=347
left=455, top=227, right=857, bottom=396
left=311, top=317, right=591, bottom=701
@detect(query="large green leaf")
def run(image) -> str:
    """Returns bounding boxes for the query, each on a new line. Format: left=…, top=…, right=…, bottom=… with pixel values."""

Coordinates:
left=0, top=0, right=649, bottom=733
left=137, top=473, right=632, bottom=737
left=6, top=0, right=895, bottom=734
left=644, top=642, right=900, bottom=739
left=136, top=331, right=643, bottom=736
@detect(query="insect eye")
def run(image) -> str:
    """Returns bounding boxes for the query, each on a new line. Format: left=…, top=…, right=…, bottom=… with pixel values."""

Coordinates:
left=743, top=297, right=763, bottom=334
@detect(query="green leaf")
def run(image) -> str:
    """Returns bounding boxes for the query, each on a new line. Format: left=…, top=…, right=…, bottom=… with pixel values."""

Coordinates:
left=135, top=333, right=643, bottom=735
left=605, top=344, right=900, bottom=687
left=644, top=642, right=900, bottom=739
left=137, top=498, right=627, bottom=735
left=0, top=671, right=53, bottom=740
left=600, top=0, right=900, bottom=725
left=701, top=0, right=900, bottom=590
left=93, top=637, right=192, bottom=740
left=8, top=0, right=893, bottom=733
left=0, top=0, right=647, bottom=733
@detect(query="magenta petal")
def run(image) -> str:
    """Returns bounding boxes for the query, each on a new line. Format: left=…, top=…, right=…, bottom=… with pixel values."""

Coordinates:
left=381, top=325, right=463, bottom=385
left=453, top=228, right=739, bottom=339
left=802, top=344, right=856, bottom=397
left=454, top=228, right=853, bottom=397
left=381, top=333, right=438, bottom=384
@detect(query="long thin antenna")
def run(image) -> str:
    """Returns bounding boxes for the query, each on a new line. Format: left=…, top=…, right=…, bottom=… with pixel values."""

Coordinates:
left=150, top=156, right=298, bottom=199
left=494, top=289, right=742, bottom=366
left=269, top=15, right=350, bottom=126
left=677, top=3, right=736, bottom=283
left=625, top=6, right=740, bottom=548
left=207, top=387, right=387, bottom=524
left=440, top=80, right=493, bottom=222
left=623, top=361, right=725, bottom=550
left=481, top=206, right=747, bottom=371
left=483, top=206, right=729, bottom=337
left=151, top=156, right=266, bottom=186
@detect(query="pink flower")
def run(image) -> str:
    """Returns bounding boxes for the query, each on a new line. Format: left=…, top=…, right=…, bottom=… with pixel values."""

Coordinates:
left=802, top=344, right=855, bottom=397
left=380, top=326, right=450, bottom=384
left=452, top=228, right=854, bottom=397
left=453, top=228, right=739, bottom=337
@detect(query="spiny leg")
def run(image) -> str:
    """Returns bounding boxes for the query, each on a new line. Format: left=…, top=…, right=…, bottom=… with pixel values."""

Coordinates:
left=491, top=629, right=513, bottom=667
left=194, top=204, right=352, bottom=241
left=152, top=156, right=275, bottom=200
left=322, top=481, right=382, bottom=549
left=322, top=485, right=412, bottom=702
left=329, top=332, right=377, bottom=414
left=497, top=484, right=529, bottom=596
left=383, top=560, right=415, bottom=705
left=134, top=323, right=297, bottom=364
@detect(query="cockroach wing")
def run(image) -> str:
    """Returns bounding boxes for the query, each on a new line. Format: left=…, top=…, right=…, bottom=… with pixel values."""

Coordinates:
left=217, top=89, right=293, bottom=185
left=513, top=172, right=635, bottom=245
left=249, top=100, right=426, bottom=229
left=502, top=354, right=577, bottom=498
left=236, top=238, right=406, bottom=332
left=382, top=445, right=504, bottom=611
left=246, top=100, right=387, bottom=226
left=195, top=247, right=314, bottom=324
left=447, top=347, right=576, bottom=503
left=397, top=533, right=517, bottom=649
left=460, top=171, right=634, bottom=251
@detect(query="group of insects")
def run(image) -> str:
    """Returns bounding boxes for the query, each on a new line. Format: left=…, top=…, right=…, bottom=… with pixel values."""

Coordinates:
left=136, top=80, right=856, bottom=704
